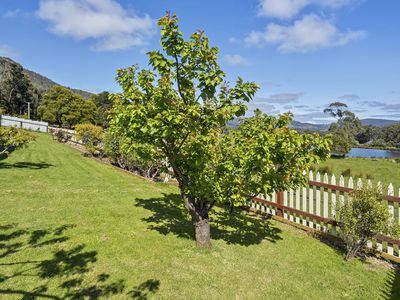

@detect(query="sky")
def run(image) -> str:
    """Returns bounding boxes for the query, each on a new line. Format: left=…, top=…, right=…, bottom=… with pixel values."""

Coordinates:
left=0, top=0, right=399, bottom=124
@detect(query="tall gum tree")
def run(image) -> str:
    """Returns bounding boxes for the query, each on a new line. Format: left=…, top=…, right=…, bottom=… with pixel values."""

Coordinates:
left=111, top=14, right=332, bottom=248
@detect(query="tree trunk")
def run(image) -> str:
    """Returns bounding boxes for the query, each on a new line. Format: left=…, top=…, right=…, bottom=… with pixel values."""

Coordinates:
left=194, top=218, right=211, bottom=248
left=345, top=244, right=360, bottom=261
left=174, top=172, right=212, bottom=248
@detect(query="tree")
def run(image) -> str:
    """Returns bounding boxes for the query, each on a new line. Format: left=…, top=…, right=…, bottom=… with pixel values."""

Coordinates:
left=110, top=14, right=332, bottom=247
left=356, top=125, right=380, bottom=144
left=323, top=102, right=351, bottom=120
left=0, top=62, right=40, bottom=118
left=0, top=126, right=35, bottom=158
left=38, top=86, right=98, bottom=128
left=75, top=124, right=104, bottom=156
left=337, top=187, right=400, bottom=261
left=91, top=91, right=113, bottom=128
left=381, top=124, right=400, bottom=147
left=217, top=110, right=331, bottom=212
left=324, top=102, right=362, bottom=154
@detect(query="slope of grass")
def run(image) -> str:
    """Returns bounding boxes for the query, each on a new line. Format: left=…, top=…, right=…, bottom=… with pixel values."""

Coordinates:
left=0, top=134, right=399, bottom=299
left=313, top=158, right=400, bottom=189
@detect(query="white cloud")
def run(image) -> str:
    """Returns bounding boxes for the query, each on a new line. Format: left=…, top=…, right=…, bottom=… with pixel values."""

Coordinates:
left=245, top=14, right=365, bottom=53
left=36, top=0, right=155, bottom=51
left=262, top=93, right=305, bottom=104
left=228, top=37, right=241, bottom=44
left=247, top=101, right=280, bottom=116
left=223, top=54, right=249, bottom=66
left=338, top=94, right=361, bottom=101
left=257, top=0, right=355, bottom=19
left=0, top=44, right=17, bottom=58
left=294, top=111, right=334, bottom=123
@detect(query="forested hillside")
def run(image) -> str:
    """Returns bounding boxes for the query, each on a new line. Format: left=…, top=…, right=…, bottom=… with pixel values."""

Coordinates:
left=0, top=57, right=92, bottom=99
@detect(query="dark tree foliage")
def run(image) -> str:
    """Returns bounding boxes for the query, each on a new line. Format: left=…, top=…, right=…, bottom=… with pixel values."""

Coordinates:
left=324, top=102, right=362, bottom=154
left=0, top=62, right=40, bottom=118
left=91, top=91, right=113, bottom=127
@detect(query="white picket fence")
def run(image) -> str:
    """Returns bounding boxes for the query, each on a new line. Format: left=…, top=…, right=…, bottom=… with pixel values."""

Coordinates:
left=249, top=171, right=400, bottom=262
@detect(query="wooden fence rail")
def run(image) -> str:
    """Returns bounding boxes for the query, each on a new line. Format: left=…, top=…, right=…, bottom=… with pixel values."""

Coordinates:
left=250, top=171, right=400, bottom=262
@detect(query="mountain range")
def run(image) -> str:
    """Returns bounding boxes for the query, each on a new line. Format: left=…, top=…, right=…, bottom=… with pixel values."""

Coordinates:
left=0, top=56, right=93, bottom=99
left=1, top=56, right=399, bottom=129
left=229, top=118, right=399, bottom=131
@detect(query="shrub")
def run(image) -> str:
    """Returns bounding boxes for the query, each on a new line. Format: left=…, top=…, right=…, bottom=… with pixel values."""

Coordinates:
left=103, top=131, right=163, bottom=179
left=0, top=126, right=35, bottom=159
left=75, top=124, right=104, bottom=156
left=309, top=165, right=317, bottom=172
left=355, top=172, right=364, bottom=179
left=337, top=187, right=399, bottom=261
left=52, top=129, right=72, bottom=143
left=318, top=166, right=332, bottom=174
left=342, top=168, right=352, bottom=177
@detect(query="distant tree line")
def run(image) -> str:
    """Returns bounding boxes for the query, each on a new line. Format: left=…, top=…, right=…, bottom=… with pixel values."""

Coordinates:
left=0, top=63, right=112, bottom=128
left=356, top=124, right=400, bottom=148
left=321, top=102, right=400, bottom=155
left=0, top=61, right=41, bottom=118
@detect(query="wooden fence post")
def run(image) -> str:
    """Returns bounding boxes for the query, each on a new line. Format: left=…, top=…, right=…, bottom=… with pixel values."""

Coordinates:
left=277, top=191, right=284, bottom=217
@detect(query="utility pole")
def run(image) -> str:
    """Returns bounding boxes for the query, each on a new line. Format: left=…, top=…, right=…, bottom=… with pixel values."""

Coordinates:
left=27, top=102, right=31, bottom=119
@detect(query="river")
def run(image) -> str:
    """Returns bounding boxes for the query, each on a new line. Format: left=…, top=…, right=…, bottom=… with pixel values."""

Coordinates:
left=348, top=148, right=400, bottom=158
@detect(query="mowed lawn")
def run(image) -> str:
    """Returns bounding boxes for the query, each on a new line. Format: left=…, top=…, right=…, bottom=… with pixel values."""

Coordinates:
left=0, top=134, right=399, bottom=300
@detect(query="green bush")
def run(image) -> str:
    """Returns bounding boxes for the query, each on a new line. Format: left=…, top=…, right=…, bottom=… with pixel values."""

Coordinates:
left=318, top=166, right=332, bottom=174
left=342, top=168, right=352, bottom=177
left=0, top=126, right=35, bottom=159
left=309, top=165, right=317, bottom=173
left=50, top=129, right=72, bottom=143
left=355, top=172, right=364, bottom=179
left=337, top=187, right=399, bottom=261
left=75, top=124, right=104, bottom=156
left=103, top=131, right=163, bottom=179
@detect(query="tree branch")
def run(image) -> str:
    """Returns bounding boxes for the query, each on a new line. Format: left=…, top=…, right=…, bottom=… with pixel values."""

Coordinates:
left=174, top=54, right=187, bottom=105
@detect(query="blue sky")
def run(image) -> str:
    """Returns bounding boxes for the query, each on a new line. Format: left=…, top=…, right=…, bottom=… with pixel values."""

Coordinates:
left=1, top=0, right=399, bottom=123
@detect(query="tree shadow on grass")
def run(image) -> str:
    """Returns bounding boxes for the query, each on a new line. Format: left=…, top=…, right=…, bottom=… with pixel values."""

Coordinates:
left=0, top=223, right=160, bottom=299
left=135, top=193, right=282, bottom=246
left=128, top=279, right=160, bottom=300
left=0, top=161, right=54, bottom=169
left=381, top=265, right=400, bottom=300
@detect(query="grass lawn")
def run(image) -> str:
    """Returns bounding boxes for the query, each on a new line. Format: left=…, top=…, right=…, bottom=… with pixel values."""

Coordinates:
left=313, top=158, right=400, bottom=189
left=0, top=133, right=399, bottom=299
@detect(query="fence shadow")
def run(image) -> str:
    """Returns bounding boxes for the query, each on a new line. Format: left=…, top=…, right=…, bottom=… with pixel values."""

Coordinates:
left=134, top=193, right=282, bottom=246
left=381, top=265, right=400, bottom=300
left=0, top=223, right=159, bottom=299
left=0, top=161, right=54, bottom=169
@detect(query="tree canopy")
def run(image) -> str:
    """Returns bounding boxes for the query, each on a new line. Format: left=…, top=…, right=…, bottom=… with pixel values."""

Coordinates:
left=0, top=62, right=40, bottom=118
left=110, top=13, right=332, bottom=247
left=91, top=91, right=113, bottom=128
left=324, top=102, right=362, bottom=154
left=38, top=86, right=98, bottom=128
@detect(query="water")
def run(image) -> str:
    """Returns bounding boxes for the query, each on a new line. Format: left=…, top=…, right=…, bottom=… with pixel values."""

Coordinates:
left=348, top=148, right=400, bottom=158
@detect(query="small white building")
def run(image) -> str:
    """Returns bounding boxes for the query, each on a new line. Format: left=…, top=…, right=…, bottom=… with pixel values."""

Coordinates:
left=0, top=115, right=48, bottom=132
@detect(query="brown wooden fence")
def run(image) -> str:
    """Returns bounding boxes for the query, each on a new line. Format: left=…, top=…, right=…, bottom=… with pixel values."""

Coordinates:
left=249, top=171, right=400, bottom=262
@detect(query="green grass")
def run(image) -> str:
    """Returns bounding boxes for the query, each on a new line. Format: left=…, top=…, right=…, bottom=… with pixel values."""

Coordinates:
left=0, top=133, right=399, bottom=299
left=313, top=158, right=400, bottom=189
